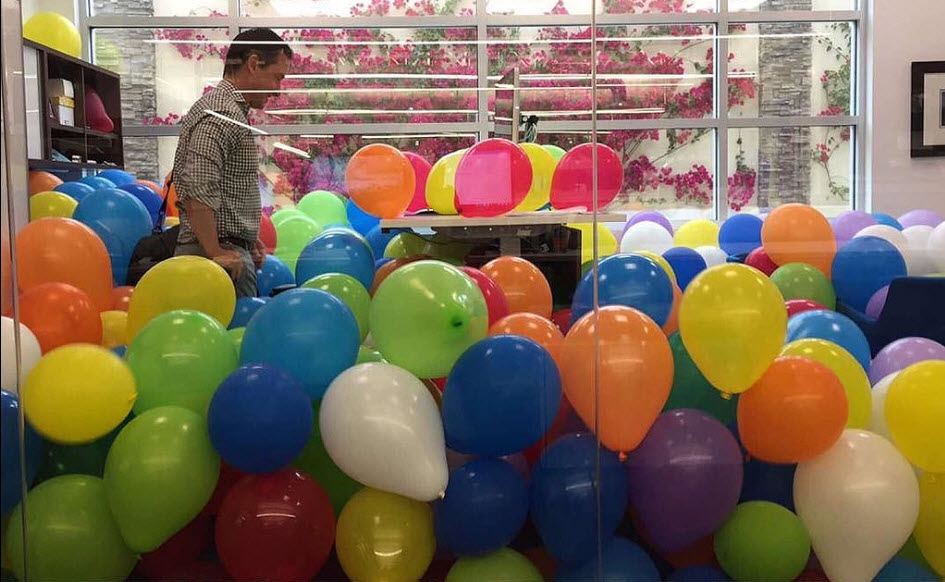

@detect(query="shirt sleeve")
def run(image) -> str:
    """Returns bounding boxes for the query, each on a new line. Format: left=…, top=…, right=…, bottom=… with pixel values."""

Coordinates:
left=173, top=113, right=238, bottom=212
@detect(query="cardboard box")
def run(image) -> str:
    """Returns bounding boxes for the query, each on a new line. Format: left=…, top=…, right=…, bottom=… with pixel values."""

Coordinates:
left=47, top=78, right=75, bottom=99
left=50, top=95, right=75, bottom=126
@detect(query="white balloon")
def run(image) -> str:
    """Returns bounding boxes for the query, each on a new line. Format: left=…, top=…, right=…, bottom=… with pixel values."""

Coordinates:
left=901, top=225, right=935, bottom=275
left=1, top=317, right=42, bottom=394
left=620, top=221, right=674, bottom=255
left=855, top=225, right=914, bottom=273
left=928, top=222, right=945, bottom=272
left=695, top=245, right=728, bottom=268
left=794, top=430, right=920, bottom=582
left=868, top=372, right=899, bottom=441
left=319, top=362, right=448, bottom=502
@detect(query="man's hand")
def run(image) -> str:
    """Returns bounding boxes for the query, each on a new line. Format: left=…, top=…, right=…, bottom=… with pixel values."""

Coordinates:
left=212, top=248, right=245, bottom=281
left=252, top=238, right=266, bottom=270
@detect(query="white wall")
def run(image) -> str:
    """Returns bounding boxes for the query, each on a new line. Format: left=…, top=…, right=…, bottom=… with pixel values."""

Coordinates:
left=869, top=0, right=945, bottom=215
left=21, top=0, right=76, bottom=22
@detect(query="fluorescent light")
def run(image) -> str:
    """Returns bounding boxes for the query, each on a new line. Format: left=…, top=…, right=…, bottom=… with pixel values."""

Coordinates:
left=264, top=108, right=477, bottom=115
left=272, top=141, right=311, bottom=158
left=363, top=133, right=477, bottom=139
left=287, top=73, right=478, bottom=80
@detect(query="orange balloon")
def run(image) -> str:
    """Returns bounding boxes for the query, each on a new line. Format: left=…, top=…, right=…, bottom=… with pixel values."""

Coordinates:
left=15, top=218, right=113, bottom=312
left=662, top=282, right=682, bottom=336
left=480, top=257, right=553, bottom=319
left=761, top=203, right=837, bottom=277
left=16, top=282, right=103, bottom=352
left=164, top=179, right=179, bottom=218
left=345, top=144, right=415, bottom=218
left=737, top=356, right=848, bottom=463
left=561, top=305, right=673, bottom=452
left=489, top=312, right=564, bottom=369
left=136, top=179, right=162, bottom=194
left=29, top=171, right=62, bottom=195
left=112, top=286, right=135, bottom=311
left=1, top=235, right=11, bottom=314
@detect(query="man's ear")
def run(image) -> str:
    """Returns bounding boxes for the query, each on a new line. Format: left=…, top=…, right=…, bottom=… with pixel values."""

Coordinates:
left=246, top=52, right=262, bottom=74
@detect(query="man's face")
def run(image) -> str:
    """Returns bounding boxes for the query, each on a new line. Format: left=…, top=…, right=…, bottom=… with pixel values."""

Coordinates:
left=245, top=51, right=289, bottom=109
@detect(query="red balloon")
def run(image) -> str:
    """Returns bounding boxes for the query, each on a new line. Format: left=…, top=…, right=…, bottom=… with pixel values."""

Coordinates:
left=201, top=462, right=245, bottom=517
left=138, top=514, right=214, bottom=581
left=404, top=152, right=432, bottom=215
left=745, top=246, right=779, bottom=276
left=149, top=560, right=232, bottom=582
left=549, top=143, right=624, bottom=210
left=216, top=469, right=335, bottom=582
left=454, top=139, right=532, bottom=217
left=16, top=282, right=102, bottom=352
left=785, top=299, right=828, bottom=317
left=551, top=308, right=572, bottom=335
left=523, top=397, right=585, bottom=466
left=112, top=286, right=134, bottom=312
left=259, top=213, right=277, bottom=254
left=460, top=266, right=510, bottom=326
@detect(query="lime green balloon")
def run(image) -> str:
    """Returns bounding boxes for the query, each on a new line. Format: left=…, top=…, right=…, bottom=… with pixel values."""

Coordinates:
left=898, top=535, right=935, bottom=573
left=126, top=309, right=237, bottom=415
left=714, top=501, right=811, bottom=582
left=293, top=401, right=362, bottom=516
left=298, top=190, right=348, bottom=227
left=664, top=332, right=738, bottom=424
left=270, top=207, right=305, bottom=226
left=770, top=262, right=836, bottom=309
left=384, top=232, right=429, bottom=259
left=104, top=406, right=219, bottom=553
left=6, top=475, right=137, bottom=582
left=275, top=215, right=322, bottom=272
left=357, top=345, right=386, bottom=364
left=543, top=144, right=567, bottom=162
left=301, top=273, right=371, bottom=341
left=228, top=326, right=245, bottom=351
left=37, top=417, right=129, bottom=481
left=446, top=548, right=543, bottom=582
left=370, top=260, right=488, bottom=379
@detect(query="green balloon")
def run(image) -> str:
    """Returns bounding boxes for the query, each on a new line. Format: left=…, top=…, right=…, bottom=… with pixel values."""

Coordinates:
left=298, top=190, right=348, bottom=227
left=542, top=144, right=567, bottom=163
left=275, top=215, right=322, bottom=273
left=445, top=548, right=543, bottom=582
left=6, top=475, right=137, bottom=582
left=270, top=207, right=305, bottom=227
left=898, top=535, right=935, bottom=573
left=301, top=273, right=371, bottom=342
left=104, top=406, right=219, bottom=553
left=370, top=260, right=488, bottom=379
left=384, top=232, right=428, bottom=259
left=664, top=332, right=738, bottom=424
left=228, top=326, right=246, bottom=351
left=770, top=262, right=836, bottom=309
left=293, top=401, right=362, bottom=516
left=36, top=417, right=129, bottom=481
left=714, top=501, right=810, bottom=582
left=127, top=309, right=237, bottom=416
left=356, top=345, right=387, bottom=364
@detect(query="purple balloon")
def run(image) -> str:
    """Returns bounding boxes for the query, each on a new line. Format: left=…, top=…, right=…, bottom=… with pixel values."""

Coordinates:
left=624, top=211, right=673, bottom=236
left=865, top=285, right=889, bottom=319
left=832, top=210, right=877, bottom=245
left=869, top=337, right=945, bottom=385
left=626, top=409, right=743, bottom=552
left=899, top=209, right=944, bottom=229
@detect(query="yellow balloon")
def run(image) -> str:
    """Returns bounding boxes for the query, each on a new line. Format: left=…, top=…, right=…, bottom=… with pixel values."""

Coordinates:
left=22, top=345, right=136, bottom=444
left=885, top=360, right=945, bottom=472
left=568, top=223, right=617, bottom=265
left=30, top=191, right=77, bottom=220
left=425, top=150, right=464, bottom=215
left=126, top=256, right=235, bottom=341
left=679, top=263, right=786, bottom=394
left=674, top=219, right=720, bottom=248
left=631, top=250, right=677, bottom=285
left=164, top=216, right=180, bottom=227
left=781, top=338, right=872, bottom=429
left=915, top=472, right=945, bottom=577
left=515, top=143, right=556, bottom=212
left=23, top=12, right=82, bottom=58
left=335, top=488, right=435, bottom=582
left=100, top=310, right=128, bottom=349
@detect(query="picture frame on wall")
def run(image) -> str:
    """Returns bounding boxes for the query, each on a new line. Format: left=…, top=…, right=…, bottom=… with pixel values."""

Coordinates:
left=911, top=60, right=945, bottom=158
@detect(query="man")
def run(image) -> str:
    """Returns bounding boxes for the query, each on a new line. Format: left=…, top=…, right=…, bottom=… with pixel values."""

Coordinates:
left=173, top=28, right=292, bottom=297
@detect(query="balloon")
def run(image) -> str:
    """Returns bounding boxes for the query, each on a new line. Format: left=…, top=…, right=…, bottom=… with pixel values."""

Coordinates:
left=489, top=312, right=564, bottom=368
left=513, top=143, right=555, bottom=212
left=104, top=406, right=220, bottom=553
left=632, top=249, right=676, bottom=284
left=530, top=433, right=628, bottom=565
left=868, top=371, right=898, bottom=441
left=855, top=225, right=917, bottom=273
left=569, top=222, right=618, bottom=264
left=275, top=215, right=322, bottom=272
left=663, top=247, right=707, bottom=291
left=426, top=150, right=464, bottom=214
left=241, top=288, right=359, bottom=399
left=745, top=246, right=779, bottom=275
left=900, top=209, right=943, bottom=229
left=680, top=264, right=787, bottom=394
left=794, top=430, right=920, bottom=582
left=229, top=296, right=267, bottom=329
left=256, top=253, right=295, bottom=297
left=29, top=169, right=63, bottom=194
left=136, top=179, right=163, bottom=194
left=556, top=537, right=661, bottom=582
left=335, top=488, right=435, bottom=582
left=270, top=207, right=304, bottom=227
left=549, top=142, right=623, bottom=210
left=79, top=175, right=116, bottom=190
left=0, top=391, right=43, bottom=516
left=454, top=139, right=532, bottom=217
left=869, top=336, right=945, bottom=385
left=23, top=11, right=81, bottom=57
left=383, top=232, right=424, bottom=259
left=664, top=332, right=738, bottom=425
left=346, top=144, right=415, bottom=218
left=0, top=317, right=42, bottom=394
left=399, top=152, right=431, bottom=214
left=786, top=298, right=827, bottom=317
left=543, top=144, right=567, bottom=161
left=15, top=218, right=113, bottom=311
left=16, top=282, right=102, bottom=352
left=929, top=223, right=945, bottom=272
left=713, top=501, right=810, bottom=582
left=94, top=169, right=133, bottom=186
left=126, top=255, right=236, bottom=339
left=786, top=309, right=871, bottom=371
left=457, top=266, right=509, bottom=327
left=668, top=566, right=731, bottom=581
left=137, top=514, right=214, bottom=581
left=446, top=548, right=542, bottom=582
left=216, top=469, right=335, bottom=582
left=35, top=418, right=126, bottom=482
left=873, top=213, right=903, bottom=229
left=718, top=214, right=763, bottom=256
left=874, top=557, right=939, bottom=582
left=300, top=273, right=370, bottom=341
left=762, top=203, right=836, bottom=276
left=781, top=339, right=871, bottom=429
left=625, top=210, right=673, bottom=236
left=295, top=229, right=374, bottom=291
left=915, top=472, right=945, bottom=577
left=627, top=410, right=743, bottom=552
left=116, top=183, right=162, bottom=226
left=771, top=262, right=837, bottom=309
left=571, top=253, right=674, bottom=326
left=480, top=256, right=553, bottom=319
left=298, top=190, right=348, bottom=226
left=5, top=475, right=136, bottom=582
left=346, top=198, right=381, bottom=235
left=621, top=220, right=674, bottom=254
left=127, top=309, right=236, bottom=414
left=832, top=210, right=877, bottom=245
left=110, top=286, right=133, bottom=312
left=257, top=213, right=277, bottom=253
left=99, top=309, right=127, bottom=349
left=30, top=190, right=77, bottom=219
left=902, top=225, right=936, bottom=275
left=885, top=360, right=945, bottom=472
left=293, top=399, right=362, bottom=515
left=54, top=180, right=95, bottom=201
left=371, top=261, right=487, bottom=378
left=675, top=219, right=720, bottom=249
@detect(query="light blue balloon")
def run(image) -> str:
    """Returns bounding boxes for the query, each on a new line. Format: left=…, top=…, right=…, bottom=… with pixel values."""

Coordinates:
left=786, top=309, right=872, bottom=371
left=73, top=188, right=152, bottom=286
left=229, top=297, right=269, bottom=329
left=97, top=169, right=136, bottom=186
left=53, top=181, right=95, bottom=202
left=256, top=254, right=295, bottom=298
left=295, top=230, right=375, bottom=290
left=872, top=213, right=904, bottom=230
left=79, top=176, right=115, bottom=190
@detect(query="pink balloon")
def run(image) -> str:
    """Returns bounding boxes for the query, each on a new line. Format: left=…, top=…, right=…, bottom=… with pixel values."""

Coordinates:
left=454, top=139, right=532, bottom=217
left=549, top=143, right=624, bottom=210
left=404, top=152, right=432, bottom=215
left=460, top=266, right=510, bottom=326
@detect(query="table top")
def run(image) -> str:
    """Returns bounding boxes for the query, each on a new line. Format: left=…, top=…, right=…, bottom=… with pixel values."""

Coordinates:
left=380, top=210, right=627, bottom=229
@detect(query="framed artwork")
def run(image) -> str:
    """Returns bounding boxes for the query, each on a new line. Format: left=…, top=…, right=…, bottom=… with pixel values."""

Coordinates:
left=911, top=60, right=945, bottom=158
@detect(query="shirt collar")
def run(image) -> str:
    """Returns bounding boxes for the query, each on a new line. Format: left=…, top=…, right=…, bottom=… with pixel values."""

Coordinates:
left=217, top=78, right=250, bottom=114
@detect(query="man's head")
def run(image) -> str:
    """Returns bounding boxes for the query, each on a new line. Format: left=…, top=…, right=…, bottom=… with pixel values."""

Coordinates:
left=223, top=28, right=293, bottom=109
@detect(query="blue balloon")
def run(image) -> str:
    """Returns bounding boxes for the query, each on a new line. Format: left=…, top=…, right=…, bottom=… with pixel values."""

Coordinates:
left=571, top=253, right=674, bottom=326
left=375, top=257, right=394, bottom=271
left=295, top=230, right=375, bottom=290
left=530, top=433, right=628, bottom=565
left=111, top=345, right=127, bottom=357
left=719, top=214, right=763, bottom=256
left=118, top=183, right=163, bottom=226
left=873, top=557, right=938, bottom=581
left=256, top=254, right=296, bottom=297
left=208, top=364, right=313, bottom=474
left=669, top=565, right=732, bottom=581
left=740, top=458, right=796, bottom=512
left=53, top=181, right=95, bottom=201
left=78, top=175, right=115, bottom=190
left=832, top=236, right=907, bottom=313
left=787, top=310, right=872, bottom=371
left=556, top=537, right=660, bottom=582
left=229, top=296, right=269, bottom=329
left=73, top=188, right=153, bottom=286
left=434, top=458, right=528, bottom=556
left=443, top=335, right=561, bottom=457
left=872, top=213, right=904, bottom=230
left=663, top=247, right=707, bottom=291
left=97, top=169, right=136, bottom=186
left=240, top=288, right=359, bottom=399
left=1, top=390, right=44, bottom=515
left=347, top=198, right=381, bottom=235
left=365, top=225, right=407, bottom=259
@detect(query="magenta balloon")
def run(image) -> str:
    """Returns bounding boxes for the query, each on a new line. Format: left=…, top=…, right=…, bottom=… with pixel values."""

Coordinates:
left=626, top=409, right=743, bottom=553
left=869, top=337, right=945, bottom=385
left=832, top=210, right=877, bottom=245
left=623, top=211, right=674, bottom=236
left=454, top=139, right=532, bottom=217
left=865, top=285, right=889, bottom=319
left=898, top=209, right=944, bottom=229
left=404, top=152, right=432, bottom=215
left=549, top=143, right=624, bottom=210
